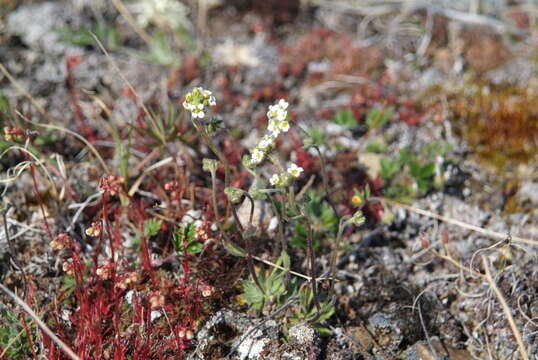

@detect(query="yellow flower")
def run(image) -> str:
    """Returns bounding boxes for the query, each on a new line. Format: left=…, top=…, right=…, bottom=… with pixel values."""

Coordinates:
left=351, top=194, right=363, bottom=206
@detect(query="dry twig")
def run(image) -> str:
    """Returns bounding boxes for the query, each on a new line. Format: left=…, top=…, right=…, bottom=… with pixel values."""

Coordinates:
left=0, top=284, right=81, bottom=360
left=481, top=256, right=529, bottom=360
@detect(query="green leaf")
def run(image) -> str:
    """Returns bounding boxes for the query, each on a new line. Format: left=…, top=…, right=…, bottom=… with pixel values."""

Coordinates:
left=333, top=109, right=357, bottom=128
left=366, top=106, right=394, bottom=129
left=224, top=241, right=246, bottom=257
left=365, top=139, right=387, bottom=153
left=144, top=218, right=162, bottom=237
left=174, top=223, right=196, bottom=251
left=380, top=157, right=400, bottom=179
left=409, top=162, right=435, bottom=180
left=397, top=147, right=414, bottom=166
left=302, top=127, right=327, bottom=148
left=186, top=241, right=203, bottom=254
left=149, top=31, right=178, bottom=66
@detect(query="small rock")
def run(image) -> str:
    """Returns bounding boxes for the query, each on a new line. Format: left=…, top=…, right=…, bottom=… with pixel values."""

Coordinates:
left=235, top=320, right=279, bottom=360
left=288, top=324, right=316, bottom=345
left=518, top=182, right=538, bottom=205
left=236, top=199, right=273, bottom=235
left=402, top=338, right=472, bottom=360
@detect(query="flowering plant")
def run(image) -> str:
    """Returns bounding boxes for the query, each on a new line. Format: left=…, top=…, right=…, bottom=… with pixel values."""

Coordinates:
left=182, top=89, right=364, bottom=326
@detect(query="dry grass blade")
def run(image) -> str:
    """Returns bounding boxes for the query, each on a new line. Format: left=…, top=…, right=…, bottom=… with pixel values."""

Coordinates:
left=481, top=256, right=529, bottom=360
left=17, top=112, right=110, bottom=173
left=111, top=0, right=152, bottom=44
left=0, top=284, right=81, bottom=360
left=251, top=255, right=330, bottom=282
left=90, top=33, right=167, bottom=146
left=386, top=199, right=537, bottom=246
left=0, top=63, right=50, bottom=121
left=0, top=328, right=25, bottom=358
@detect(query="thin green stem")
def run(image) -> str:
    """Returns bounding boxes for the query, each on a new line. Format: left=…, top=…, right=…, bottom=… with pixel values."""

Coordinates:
left=328, top=215, right=351, bottom=300
left=313, top=145, right=339, bottom=220
left=231, top=204, right=264, bottom=293
left=269, top=195, right=290, bottom=287
left=300, top=211, right=321, bottom=322
left=192, top=119, right=230, bottom=189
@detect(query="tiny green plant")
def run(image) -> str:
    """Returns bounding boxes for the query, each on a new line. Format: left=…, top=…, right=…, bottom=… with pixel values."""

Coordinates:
left=57, top=20, right=119, bottom=50
left=239, top=252, right=291, bottom=313
left=0, top=308, right=35, bottom=359
left=378, top=141, right=452, bottom=201
left=143, top=218, right=161, bottom=237
left=333, top=108, right=357, bottom=128
left=365, top=105, right=394, bottom=130
left=174, top=223, right=203, bottom=255
left=288, top=286, right=335, bottom=336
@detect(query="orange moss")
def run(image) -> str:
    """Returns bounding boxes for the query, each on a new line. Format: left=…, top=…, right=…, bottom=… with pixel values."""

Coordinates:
left=448, top=79, right=538, bottom=169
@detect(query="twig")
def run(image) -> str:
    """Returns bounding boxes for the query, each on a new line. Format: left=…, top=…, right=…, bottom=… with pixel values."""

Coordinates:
left=251, top=255, right=330, bottom=282
left=0, top=328, right=25, bottom=358
left=91, top=33, right=167, bottom=146
left=482, top=256, right=529, bottom=360
left=0, top=284, right=81, bottom=360
left=17, top=113, right=110, bottom=173
left=111, top=0, right=152, bottom=44
left=0, top=64, right=50, bottom=121
left=384, top=199, right=537, bottom=246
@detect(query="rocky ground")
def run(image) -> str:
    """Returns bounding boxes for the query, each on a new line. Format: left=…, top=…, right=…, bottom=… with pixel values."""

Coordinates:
left=0, top=1, right=537, bottom=359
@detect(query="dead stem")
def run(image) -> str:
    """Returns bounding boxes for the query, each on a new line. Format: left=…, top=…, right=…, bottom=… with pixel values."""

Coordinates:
left=0, top=283, right=81, bottom=360
left=482, top=256, right=529, bottom=360
left=384, top=199, right=537, bottom=246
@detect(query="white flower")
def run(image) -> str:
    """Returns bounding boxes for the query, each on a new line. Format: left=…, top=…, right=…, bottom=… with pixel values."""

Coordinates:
left=183, top=87, right=216, bottom=119
left=132, top=0, right=191, bottom=30
left=150, top=310, right=162, bottom=322
left=257, top=134, right=275, bottom=151
left=269, top=174, right=280, bottom=186
left=192, top=110, right=205, bottom=118
left=251, top=149, right=264, bottom=164
left=287, top=163, right=303, bottom=178
left=266, top=99, right=289, bottom=136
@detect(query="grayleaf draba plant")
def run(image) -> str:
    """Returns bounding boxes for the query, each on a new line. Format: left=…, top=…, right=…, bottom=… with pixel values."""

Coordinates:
left=183, top=88, right=365, bottom=323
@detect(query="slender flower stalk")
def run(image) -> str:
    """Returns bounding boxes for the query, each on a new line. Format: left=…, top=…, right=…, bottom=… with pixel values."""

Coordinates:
left=328, top=210, right=365, bottom=300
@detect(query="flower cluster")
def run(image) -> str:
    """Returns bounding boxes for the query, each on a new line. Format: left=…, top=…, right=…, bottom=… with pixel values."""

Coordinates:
left=62, top=261, right=74, bottom=276
left=116, top=272, right=138, bottom=290
left=269, top=163, right=304, bottom=187
left=132, top=0, right=191, bottom=30
left=249, top=99, right=289, bottom=165
left=99, top=175, right=125, bottom=196
left=149, top=291, right=165, bottom=309
left=267, top=99, right=290, bottom=136
left=3, top=127, right=25, bottom=142
left=164, top=180, right=181, bottom=201
left=182, top=87, right=216, bottom=119
left=96, top=260, right=114, bottom=280
left=50, top=233, right=72, bottom=251
left=85, top=221, right=102, bottom=237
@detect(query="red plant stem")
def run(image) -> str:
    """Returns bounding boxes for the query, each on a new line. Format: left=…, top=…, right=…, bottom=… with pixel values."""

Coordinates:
left=20, top=314, right=38, bottom=359
left=101, top=196, right=116, bottom=263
